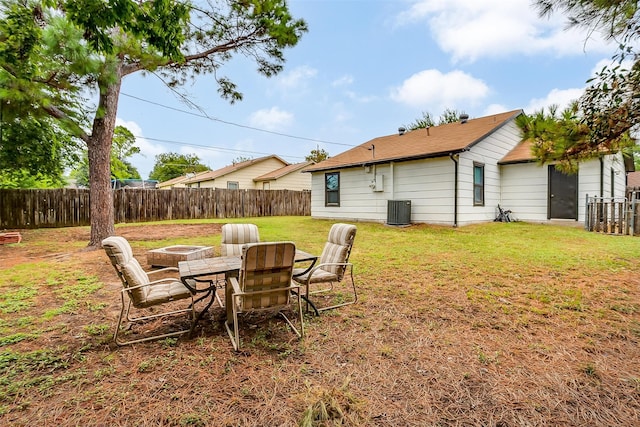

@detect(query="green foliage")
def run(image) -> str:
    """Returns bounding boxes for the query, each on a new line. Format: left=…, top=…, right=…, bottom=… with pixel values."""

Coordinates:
left=0, top=111, right=80, bottom=187
left=0, top=169, right=68, bottom=189
left=305, top=147, right=329, bottom=163
left=531, top=0, right=640, bottom=162
left=70, top=125, right=141, bottom=186
left=148, top=152, right=209, bottom=182
left=405, top=111, right=435, bottom=131
left=438, top=108, right=466, bottom=124
left=232, top=156, right=252, bottom=165
left=404, top=108, right=467, bottom=131
left=1, top=0, right=307, bottom=244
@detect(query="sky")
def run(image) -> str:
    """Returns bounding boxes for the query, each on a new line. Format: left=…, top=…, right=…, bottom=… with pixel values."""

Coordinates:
left=115, top=0, right=619, bottom=180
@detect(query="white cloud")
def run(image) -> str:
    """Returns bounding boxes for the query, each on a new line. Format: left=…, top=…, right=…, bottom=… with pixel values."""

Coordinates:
left=483, top=104, right=510, bottom=116
left=396, top=0, right=613, bottom=63
left=116, top=119, right=163, bottom=179
left=249, top=107, right=294, bottom=131
left=331, top=75, right=354, bottom=87
left=390, top=69, right=489, bottom=109
left=277, top=65, right=318, bottom=90
left=525, top=88, right=584, bottom=114
left=346, top=91, right=377, bottom=103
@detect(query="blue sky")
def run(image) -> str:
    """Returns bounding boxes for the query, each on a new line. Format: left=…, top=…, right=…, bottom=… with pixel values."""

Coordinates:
left=117, top=0, right=617, bottom=179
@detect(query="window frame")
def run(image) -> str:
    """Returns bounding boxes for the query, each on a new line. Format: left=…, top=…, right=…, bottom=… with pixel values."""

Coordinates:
left=227, top=181, right=239, bottom=190
left=325, top=172, right=340, bottom=207
left=473, top=162, right=485, bottom=206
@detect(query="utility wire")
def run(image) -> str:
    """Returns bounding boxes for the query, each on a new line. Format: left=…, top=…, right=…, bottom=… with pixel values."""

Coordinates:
left=120, top=92, right=356, bottom=148
left=140, top=135, right=305, bottom=160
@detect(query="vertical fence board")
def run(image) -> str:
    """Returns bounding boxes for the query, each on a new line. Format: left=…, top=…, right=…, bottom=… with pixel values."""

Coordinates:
left=0, top=188, right=310, bottom=229
left=585, top=195, right=631, bottom=236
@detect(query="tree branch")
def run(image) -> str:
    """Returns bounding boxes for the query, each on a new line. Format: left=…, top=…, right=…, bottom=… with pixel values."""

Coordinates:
left=42, top=105, right=90, bottom=143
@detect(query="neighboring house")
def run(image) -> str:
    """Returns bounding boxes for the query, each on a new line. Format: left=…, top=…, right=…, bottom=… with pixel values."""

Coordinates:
left=253, top=161, right=312, bottom=190
left=157, top=171, right=210, bottom=189
left=303, top=110, right=629, bottom=226
left=627, top=171, right=640, bottom=192
left=160, top=155, right=311, bottom=191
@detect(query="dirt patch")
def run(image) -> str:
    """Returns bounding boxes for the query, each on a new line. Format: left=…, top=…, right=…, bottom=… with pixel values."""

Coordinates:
left=2, top=222, right=640, bottom=426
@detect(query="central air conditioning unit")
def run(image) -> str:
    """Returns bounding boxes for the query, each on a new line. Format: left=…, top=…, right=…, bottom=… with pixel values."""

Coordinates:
left=387, top=200, right=411, bottom=225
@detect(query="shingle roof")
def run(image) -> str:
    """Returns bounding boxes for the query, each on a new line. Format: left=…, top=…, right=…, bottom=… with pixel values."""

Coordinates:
left=183, top=155, right=288, bottom=184
left=158, top=170, right=210, bottom=187
left=303, top=110, right=523, bottom=172
left=498, top=139, right=536, bottom=164
left=254, top=161, right=312, bottom=181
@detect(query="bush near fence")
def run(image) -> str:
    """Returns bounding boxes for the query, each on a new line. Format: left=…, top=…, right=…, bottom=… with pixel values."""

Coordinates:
left=0, top=188, right=311, bottom=229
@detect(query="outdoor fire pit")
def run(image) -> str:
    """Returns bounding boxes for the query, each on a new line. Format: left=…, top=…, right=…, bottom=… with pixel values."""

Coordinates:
left=147, top=245, right=214, bottom=268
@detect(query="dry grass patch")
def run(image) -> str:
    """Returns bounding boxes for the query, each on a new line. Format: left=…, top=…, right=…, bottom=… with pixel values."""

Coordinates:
left=0, top=218, right=639, bottom=425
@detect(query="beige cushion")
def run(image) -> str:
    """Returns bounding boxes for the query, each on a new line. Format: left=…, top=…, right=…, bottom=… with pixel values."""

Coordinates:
left=237, top=242, right=295, bottom=310
left=103, top=235, right=192, bottom=308
left=221, top=224, right=260, bottom=256
left=317, top=223, right=356, bottom=279
left=144, top=280, right=193, bottom=307
left=102, top=236, right=134, bottom=266
left=293, top=267, right=338, bottom=284
left=122, top=258, right=150, bottom=304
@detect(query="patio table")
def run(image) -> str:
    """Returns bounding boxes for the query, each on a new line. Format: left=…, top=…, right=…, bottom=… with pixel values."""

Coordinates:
left=179, top=250, right=318, bottom=330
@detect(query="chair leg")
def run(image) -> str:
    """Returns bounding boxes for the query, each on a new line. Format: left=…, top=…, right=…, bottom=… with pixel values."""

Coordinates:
left=113, top=293, right=129, bottom=345
left=315, top=269, right=358, bottom=313
left=225, top=295, right=241, bottom=351
left=280, top=294, right=305, bottom=338
left=114, top=294, right=196, bottom=346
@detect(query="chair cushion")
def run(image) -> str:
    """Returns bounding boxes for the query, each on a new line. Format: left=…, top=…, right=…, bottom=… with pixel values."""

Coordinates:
left=142, top=281, right=193, bottom=308
left=327, top=223, right=356, bottom=246
left=239, top=242, right=295, bottom=310
left=102, top=236, right=134, bottom=266
left=294, top=267, right=338, bottom=285
left=221, top=224, right=260, bottom=256
left=308, top=223, right=356, bottom=281
left=122, top=258, right=150, bottom=304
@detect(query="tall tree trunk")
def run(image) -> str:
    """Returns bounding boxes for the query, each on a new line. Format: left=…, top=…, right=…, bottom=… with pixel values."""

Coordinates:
left=87, top=61, right=123, bottom=247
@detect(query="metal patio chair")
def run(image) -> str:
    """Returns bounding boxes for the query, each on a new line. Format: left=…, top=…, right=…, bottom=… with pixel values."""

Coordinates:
left=293, top=223, right=357, bottom=313
left=102, top=236, right=195, bottom=346
left=217, top=223, right=262, bottom=307
left=220, top=223, right=261, bottom=256
left=225, top=241, right=304, bottom=351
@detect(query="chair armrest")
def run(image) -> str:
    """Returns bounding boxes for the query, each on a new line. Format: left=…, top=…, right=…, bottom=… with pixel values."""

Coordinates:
left=122, top=277, right=188, bottom=294
left=310, top=262, right=353, bottom=274
left=313, top=261, right=352, bottom=269
left=147, top=267, right=179, bottom=276
left=228, top=276, right=242, bottom=295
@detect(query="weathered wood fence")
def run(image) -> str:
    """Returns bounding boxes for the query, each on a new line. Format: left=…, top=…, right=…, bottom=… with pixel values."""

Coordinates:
left=584, top=193, right=640, bottom=236
left=0, top=188, right=311, bottom=229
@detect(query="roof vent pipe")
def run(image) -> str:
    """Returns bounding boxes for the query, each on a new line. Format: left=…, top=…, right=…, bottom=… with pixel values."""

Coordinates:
left=398, top=127, right=406, bottom=136
left=460, top=114, right=469, bottom=124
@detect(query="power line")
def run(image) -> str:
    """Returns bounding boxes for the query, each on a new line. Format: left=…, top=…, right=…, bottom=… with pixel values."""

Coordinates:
left=139, top=135, right=305, bottom=161
left=120, top=92, right=356, bottom=148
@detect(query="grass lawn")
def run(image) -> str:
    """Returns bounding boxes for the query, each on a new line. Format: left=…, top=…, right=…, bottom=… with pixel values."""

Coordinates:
left=1, top=217, right=640, bottom=426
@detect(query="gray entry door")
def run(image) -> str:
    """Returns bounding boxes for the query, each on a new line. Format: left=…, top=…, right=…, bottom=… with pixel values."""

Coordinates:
left=548, top=165, right=578, bottom=219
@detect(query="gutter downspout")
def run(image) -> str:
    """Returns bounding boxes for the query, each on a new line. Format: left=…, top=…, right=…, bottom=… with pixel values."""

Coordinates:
left=450, top=153, right=458, bottom=227
left=599, top=156, right=604, bottom=198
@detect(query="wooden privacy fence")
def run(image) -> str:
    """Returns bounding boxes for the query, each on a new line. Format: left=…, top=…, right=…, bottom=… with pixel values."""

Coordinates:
left=584, top=193, right=640, bottom=236
left=0, top=188, right=311, bottom=229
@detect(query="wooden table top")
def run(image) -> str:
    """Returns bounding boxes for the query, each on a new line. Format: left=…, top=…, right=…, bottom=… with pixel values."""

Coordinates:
left=178, top=250, right=317, bottom=279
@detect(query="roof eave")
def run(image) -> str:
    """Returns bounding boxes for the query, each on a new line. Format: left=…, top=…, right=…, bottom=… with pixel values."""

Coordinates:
left=498, top=159, right=538, bottom=165
left=303, top=149, right=467, bottom=173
